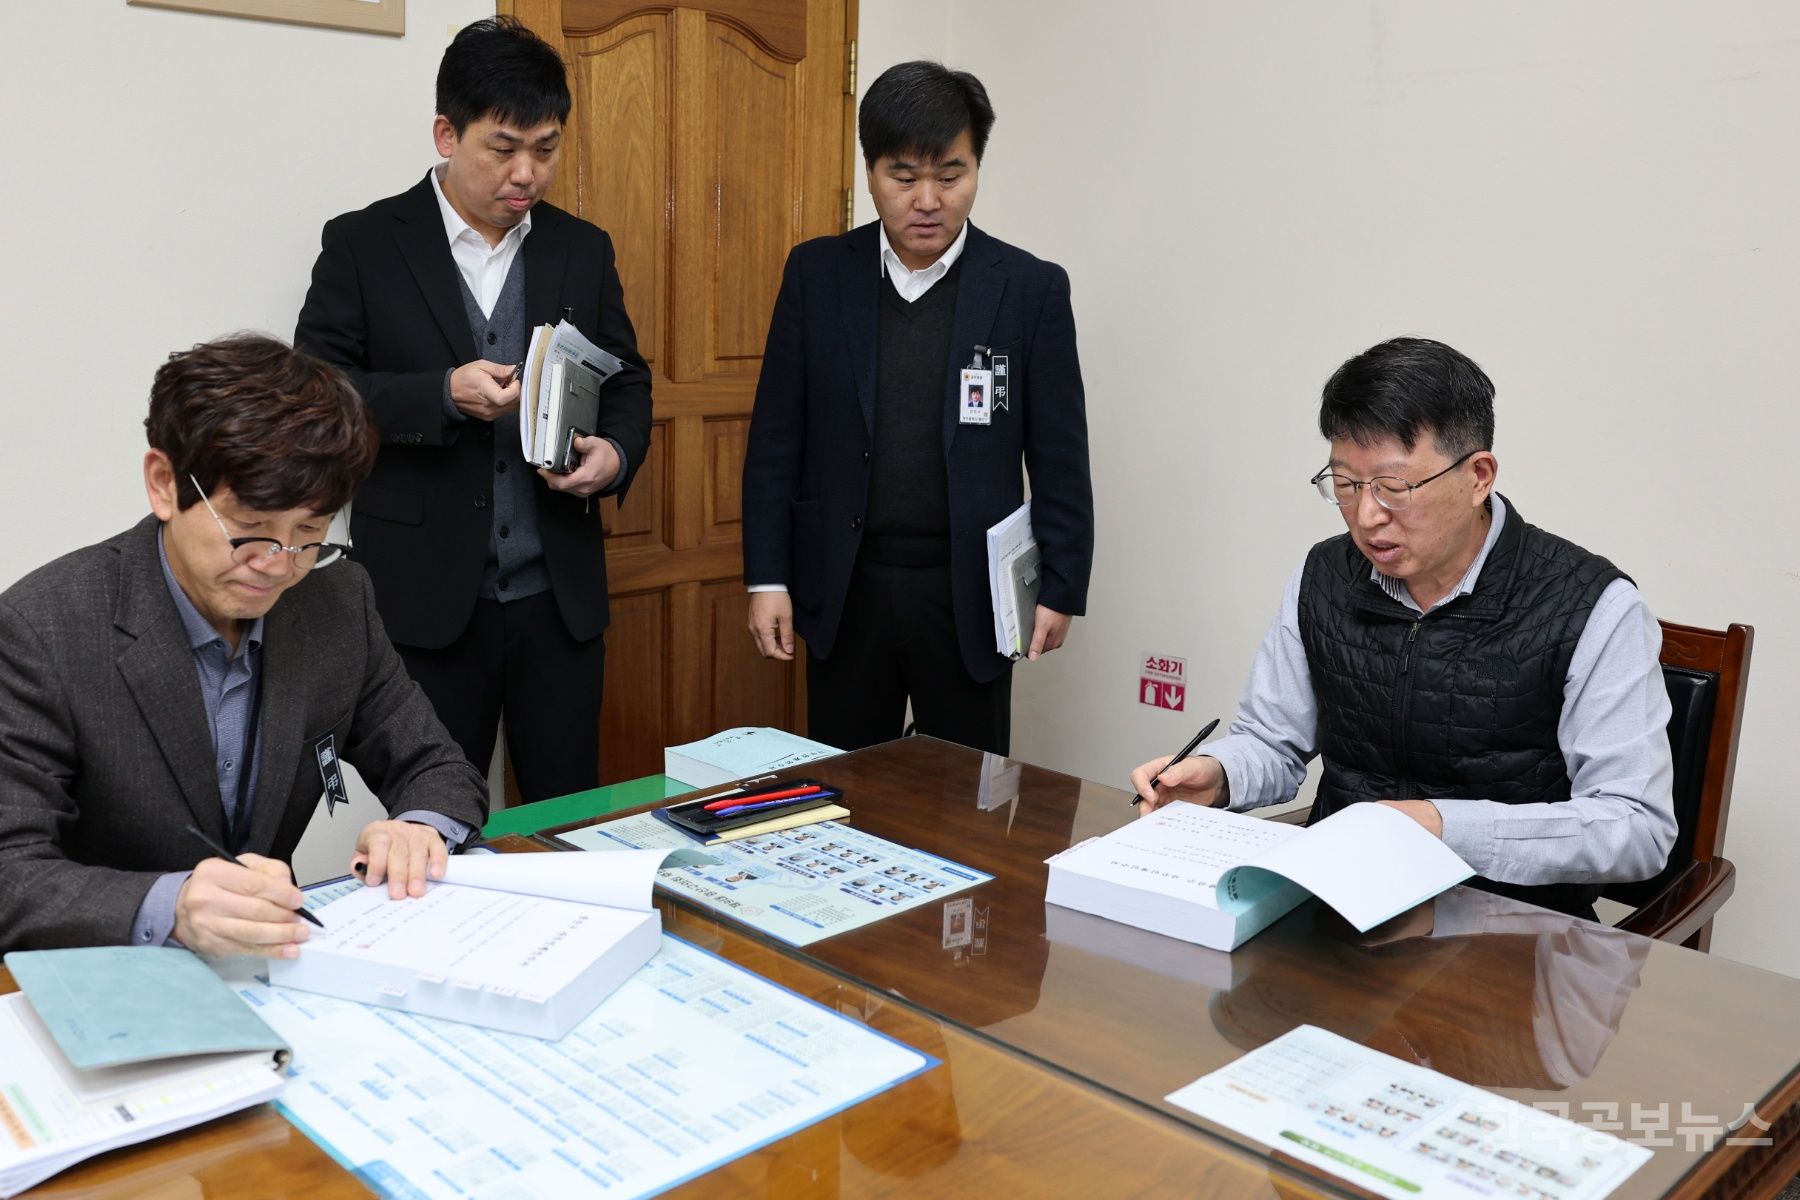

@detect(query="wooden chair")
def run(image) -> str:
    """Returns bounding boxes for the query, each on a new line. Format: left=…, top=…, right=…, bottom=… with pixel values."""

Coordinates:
left=1603, top=620, right=1753, bottom=951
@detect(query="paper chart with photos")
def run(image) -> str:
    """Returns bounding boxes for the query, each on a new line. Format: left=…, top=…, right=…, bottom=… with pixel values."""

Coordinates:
left=557, top=814, right=993, bottom=946
left=247, top=935, right=932, bottom=1200
left=1166, top=1025, right=1650, bottom=1200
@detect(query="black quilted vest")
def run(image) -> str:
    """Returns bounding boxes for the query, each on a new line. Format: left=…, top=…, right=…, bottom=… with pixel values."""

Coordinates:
left=1298, top=496, right=1624, bottom=917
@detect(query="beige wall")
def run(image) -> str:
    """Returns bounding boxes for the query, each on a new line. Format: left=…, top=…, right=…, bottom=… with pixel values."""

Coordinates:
left=0, top=0, right=496, bottom=882
left=857, top=1, right=1800, bottom=976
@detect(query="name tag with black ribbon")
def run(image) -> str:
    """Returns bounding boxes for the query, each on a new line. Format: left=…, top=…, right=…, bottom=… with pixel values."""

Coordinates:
left=315, top=734, right=349, bottom=816
left=991, top=353, right=1010, bottom=412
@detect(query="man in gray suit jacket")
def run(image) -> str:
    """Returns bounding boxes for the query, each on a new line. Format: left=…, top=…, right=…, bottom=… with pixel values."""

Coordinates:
left=0, top=335, right=489, bottom=956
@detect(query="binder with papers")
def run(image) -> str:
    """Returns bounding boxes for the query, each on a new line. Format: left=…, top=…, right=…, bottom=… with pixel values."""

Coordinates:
left=518, top=319, right=625, bottom=471
left=0, top=947, right=289, bottom=1196
left=986, top=501, right=1041, bottom=659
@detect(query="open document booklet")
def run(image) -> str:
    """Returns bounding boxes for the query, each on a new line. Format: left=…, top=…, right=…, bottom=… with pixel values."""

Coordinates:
left=268, top=848, right=710, bottom=1040
left=1046, top=801, right=1473, bottom=951
left=0, top=947, right=290, bottom=1197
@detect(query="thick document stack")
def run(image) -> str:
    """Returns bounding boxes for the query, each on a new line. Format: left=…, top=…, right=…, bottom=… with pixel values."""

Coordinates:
left=986, top=502, right=1040, bottom=659
left=518, top=319, right=625, bottom=471
left=0, top=947, right=289, bottom=1197
left=268, top=849, right=707, bottom=1040
left=1046, top=802, right=1473, bottom=951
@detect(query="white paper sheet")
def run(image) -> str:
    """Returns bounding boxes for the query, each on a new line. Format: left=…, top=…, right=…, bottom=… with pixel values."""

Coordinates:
left=1167, top=1025, right=1649, bottom=1200
left=245, top=936, right=931, bottom=1200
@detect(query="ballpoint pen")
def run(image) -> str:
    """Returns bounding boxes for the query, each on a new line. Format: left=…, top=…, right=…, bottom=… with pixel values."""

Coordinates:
left=704, top=784, right=826, bottom=812
left=710, top=793, right=828, bottom=818
left=184, top=823, right=325, bottom=928
left=1132, top=717, right=1221, bottom=805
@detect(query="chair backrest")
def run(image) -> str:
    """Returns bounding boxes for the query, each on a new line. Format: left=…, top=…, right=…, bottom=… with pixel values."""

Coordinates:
left=1603, top=621, right=1752, bottom=909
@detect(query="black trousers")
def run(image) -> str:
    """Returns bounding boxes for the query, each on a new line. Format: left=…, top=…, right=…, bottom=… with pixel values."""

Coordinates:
left=807, top=558, right=1012, bottom=755
left=396, top=590, right=604, bottom=803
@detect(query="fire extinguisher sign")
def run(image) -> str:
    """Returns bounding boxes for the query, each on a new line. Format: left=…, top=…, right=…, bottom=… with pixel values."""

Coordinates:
left=1139, top=653, right=1186, bottom=712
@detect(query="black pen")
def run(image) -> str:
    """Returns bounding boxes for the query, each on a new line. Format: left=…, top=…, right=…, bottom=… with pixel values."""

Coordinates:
left=184, top=823, right=325, bottom=928
left=1133, top=717, right=1221, bottom=805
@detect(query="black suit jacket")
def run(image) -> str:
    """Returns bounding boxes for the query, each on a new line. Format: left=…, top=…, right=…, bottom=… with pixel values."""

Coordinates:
left=742, top=222, right=1094, bottom=682
left=295, top=174, right=652, bottom=648
left=0, top=517, right=489, bottom=951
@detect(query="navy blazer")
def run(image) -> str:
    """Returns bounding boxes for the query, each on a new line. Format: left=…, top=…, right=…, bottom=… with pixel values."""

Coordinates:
left=295, top=175, right=652, bottom=649
left=743, top=222, right=1093, bottom=682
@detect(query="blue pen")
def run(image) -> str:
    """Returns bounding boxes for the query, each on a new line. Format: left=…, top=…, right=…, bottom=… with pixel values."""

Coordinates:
left=712, top=793, right=824, bottom=818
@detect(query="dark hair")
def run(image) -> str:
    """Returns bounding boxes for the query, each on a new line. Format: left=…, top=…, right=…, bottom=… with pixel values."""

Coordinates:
left=1318, top=337, right=1495, bottom=459
left=436, top=16, right=571, bottom=134
left=145, top=335, right=378, bottom=514
left=859, top=60, right=994, bottom=167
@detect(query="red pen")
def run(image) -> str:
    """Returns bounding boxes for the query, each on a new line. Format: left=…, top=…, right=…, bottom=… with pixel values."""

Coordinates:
left=702, top=784, right=825, bottom=812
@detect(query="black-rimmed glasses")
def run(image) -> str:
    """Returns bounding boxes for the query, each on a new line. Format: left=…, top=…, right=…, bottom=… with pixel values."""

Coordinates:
left=1309, top=450, right=1476, bottom=512
left=189, top=474, right=350, bottom=570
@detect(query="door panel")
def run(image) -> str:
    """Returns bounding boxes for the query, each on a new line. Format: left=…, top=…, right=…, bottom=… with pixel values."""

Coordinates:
left=509, top=0, right=851, bottom=785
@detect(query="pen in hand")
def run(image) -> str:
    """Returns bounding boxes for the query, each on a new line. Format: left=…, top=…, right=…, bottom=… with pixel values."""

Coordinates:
left=1132, top=717, right=1221, bottom=806
left=183, top=823, right=325, bottom=929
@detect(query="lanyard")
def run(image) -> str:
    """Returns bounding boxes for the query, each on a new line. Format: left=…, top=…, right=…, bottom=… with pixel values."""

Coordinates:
left=227, top=662, right=265, bottom=855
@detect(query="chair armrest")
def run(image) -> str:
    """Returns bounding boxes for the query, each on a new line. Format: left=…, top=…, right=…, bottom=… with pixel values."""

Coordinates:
left=1268, top=804, right=1313, bottom=827
left=1612, top=858, right=1735, bottom=943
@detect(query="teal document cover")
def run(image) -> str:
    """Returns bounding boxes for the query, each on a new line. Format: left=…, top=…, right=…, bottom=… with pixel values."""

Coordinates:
left=5, top=946, right=290, bottom=1070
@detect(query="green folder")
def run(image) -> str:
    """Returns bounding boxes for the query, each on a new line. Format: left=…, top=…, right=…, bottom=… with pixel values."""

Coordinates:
left=5, top=946, right=290, bottom=1070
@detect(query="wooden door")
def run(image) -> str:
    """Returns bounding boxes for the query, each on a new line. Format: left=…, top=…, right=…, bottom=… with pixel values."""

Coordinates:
left=505, top=0, right=856, bottom=784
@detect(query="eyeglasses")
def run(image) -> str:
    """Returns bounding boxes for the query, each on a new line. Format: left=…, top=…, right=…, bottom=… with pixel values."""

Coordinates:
left=189, top=474, right=350, bottom=570
left=1309, top=450, right=1476, bottom=512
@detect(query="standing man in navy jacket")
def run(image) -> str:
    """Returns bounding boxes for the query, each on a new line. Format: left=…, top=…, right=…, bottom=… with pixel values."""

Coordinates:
left=296, top=18, right=651, bottom=800
left=743, top=61, right=1094, bottom=755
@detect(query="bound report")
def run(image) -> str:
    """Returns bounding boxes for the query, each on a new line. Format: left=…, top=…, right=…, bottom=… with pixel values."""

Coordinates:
left=267, top=848, right=709, bottom=1041
left=518, top=318, right=625, bottom=471
left=1045, top=801, right=1473, bottom=951
left=985, top=502, right=1040, bottom=659
left=0, top=947, right=289, bottom=1197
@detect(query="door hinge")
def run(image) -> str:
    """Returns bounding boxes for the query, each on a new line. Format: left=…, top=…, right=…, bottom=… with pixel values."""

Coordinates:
left=843, top=187, right=854, bottom=232
left=845, top=39, right=857, bottom=95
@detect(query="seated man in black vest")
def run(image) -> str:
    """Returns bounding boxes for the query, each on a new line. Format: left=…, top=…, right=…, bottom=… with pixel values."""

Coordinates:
left=1131, top=337, right=1675, bottom=917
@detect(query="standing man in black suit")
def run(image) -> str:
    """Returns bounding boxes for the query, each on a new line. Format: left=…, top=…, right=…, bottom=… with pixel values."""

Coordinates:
left=296, top=18, right=651, bottom=801
left=743, top=61, right=1093, bottom=755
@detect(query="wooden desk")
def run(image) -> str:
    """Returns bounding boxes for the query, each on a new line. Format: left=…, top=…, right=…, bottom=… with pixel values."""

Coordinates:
left=536, top=737, right=1800, bottom=1200
left=5, top=871, right=1372, bottom=1198
left=15, top=737, right=1800, bottom=1198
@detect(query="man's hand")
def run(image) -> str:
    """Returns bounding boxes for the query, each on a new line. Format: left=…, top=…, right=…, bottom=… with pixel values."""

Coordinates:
left=539, top=434, right=621, bottom=499
left=449, top=359, right=522, bottom=422
left=1027, top=605, right=1072, bottom=661
left=174, top=854, right=310, bottom=959
left=1378, top=799, right=1445, bottom=838
left=355, top=820, right=449, bottom=900
left=748, top=591, right=796, bottom=661
left=1128, top=754, right=1226, bottom=814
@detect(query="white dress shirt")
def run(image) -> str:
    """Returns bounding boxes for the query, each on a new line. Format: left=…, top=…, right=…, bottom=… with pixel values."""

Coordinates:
left=878, top=219, right=969, bottom=303
left=430, top=165, right=530, bottom=318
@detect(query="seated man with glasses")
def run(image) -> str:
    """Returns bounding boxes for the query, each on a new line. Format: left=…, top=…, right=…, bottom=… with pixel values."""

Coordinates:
left=0, top=334, right=489, bottom=955
left=1131, top=337, right=1675, bottom=918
